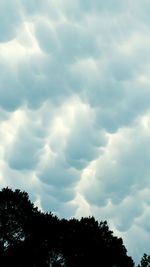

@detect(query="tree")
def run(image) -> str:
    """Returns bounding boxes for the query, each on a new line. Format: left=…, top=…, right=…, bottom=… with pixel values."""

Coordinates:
left=0, top=187, right=65, bottom=267
left=60, top=217, right=134, bottom=267
left=138, top=254, right=150, bottom=267
left=27, top=211, right=65, bottom=267
left=0, top=187, right=36, bottom=249
left=0, top=187, right=135, bottom=267
left=0, top=187, right=38, bottom=266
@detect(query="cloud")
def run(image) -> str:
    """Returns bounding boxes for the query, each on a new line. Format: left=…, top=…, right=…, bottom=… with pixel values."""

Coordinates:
left=1, top=0, right=150, bottom=263
left=80, top=114, right=150, bottom=205
left=0, top=0, right=22, bottom=42
left=75, top=114, right=150, bottom=262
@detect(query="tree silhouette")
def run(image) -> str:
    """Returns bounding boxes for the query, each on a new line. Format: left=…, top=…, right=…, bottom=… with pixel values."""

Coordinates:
left=0, top=187, right=39, bottom=266
left=138, top=254, right=150, bottom=267
left=0, top=187, right=135, bottom=267
left=59, top=217, right=134, bottom=267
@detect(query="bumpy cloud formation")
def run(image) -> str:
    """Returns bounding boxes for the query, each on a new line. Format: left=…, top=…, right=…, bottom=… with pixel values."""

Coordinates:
left=1, top=0, right=150, bottom=263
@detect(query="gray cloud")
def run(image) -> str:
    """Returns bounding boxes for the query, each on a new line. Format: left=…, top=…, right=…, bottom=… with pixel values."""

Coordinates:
left=6, top=127, right=43, bottom=171
left=64, top=105, right=105, bottom=169
left=0, top=0, right=22, bottom=42
left=1, top=0, right=150, bottom=263
left=82, top=116, right=150, bottom=205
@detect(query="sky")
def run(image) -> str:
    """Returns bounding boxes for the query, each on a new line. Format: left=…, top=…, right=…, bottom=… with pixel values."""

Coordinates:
left=1, top=0, right=150, bottom=264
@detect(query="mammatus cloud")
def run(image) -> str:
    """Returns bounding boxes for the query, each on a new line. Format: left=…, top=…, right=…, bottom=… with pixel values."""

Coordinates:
left=1, top=0, right=150, bottom=264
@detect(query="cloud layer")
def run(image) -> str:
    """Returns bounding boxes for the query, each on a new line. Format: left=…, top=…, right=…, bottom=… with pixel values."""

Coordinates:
left=1, top=0, right=150, bottom=263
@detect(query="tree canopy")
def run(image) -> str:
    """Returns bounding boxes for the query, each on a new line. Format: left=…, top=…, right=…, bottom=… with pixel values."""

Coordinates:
left=0, top=187, right=137, bottom=266
left=138, top=254, right=150, bottom=267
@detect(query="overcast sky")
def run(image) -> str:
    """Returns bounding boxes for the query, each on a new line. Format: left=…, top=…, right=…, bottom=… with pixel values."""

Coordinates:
left=1, top=0, right=150, bottom=264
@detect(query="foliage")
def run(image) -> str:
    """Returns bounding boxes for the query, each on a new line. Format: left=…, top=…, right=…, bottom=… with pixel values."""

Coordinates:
left=0, top=187, right=135, bottom=267
left=138, top=254, right=150, bottom=267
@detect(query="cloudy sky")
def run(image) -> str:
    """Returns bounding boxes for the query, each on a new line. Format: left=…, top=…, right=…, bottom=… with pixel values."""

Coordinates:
left=1, top=0, right=150, bottom=263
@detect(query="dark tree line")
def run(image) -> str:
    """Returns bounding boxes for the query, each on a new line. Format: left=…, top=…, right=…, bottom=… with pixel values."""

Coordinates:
left=0, top=187, right=147, bottom=266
